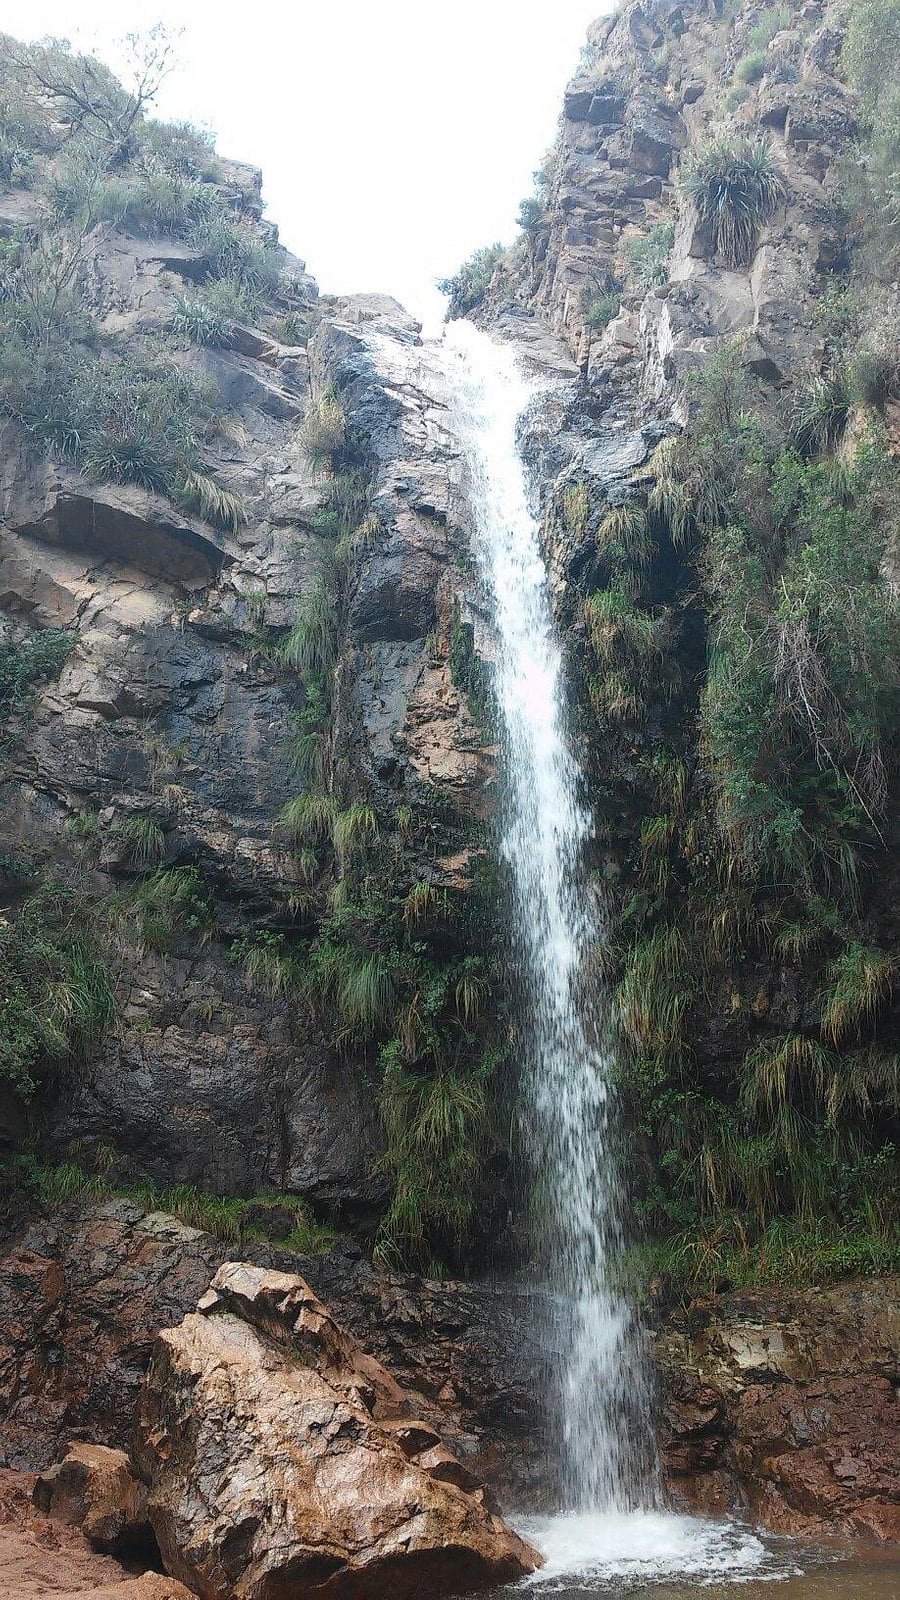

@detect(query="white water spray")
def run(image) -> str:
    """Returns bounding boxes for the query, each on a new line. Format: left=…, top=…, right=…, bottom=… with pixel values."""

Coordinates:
left=439, top=321, right=656, bottom=1512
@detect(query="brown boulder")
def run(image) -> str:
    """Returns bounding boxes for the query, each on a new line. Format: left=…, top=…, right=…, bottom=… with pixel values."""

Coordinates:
left=135, top=1263, right=541, bottom=1600
left=33, top=1443, right=152, bottom=1558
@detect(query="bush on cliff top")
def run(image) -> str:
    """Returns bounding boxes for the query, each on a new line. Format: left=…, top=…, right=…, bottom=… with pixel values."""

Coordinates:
left=438, top=242, right=506, bottom=320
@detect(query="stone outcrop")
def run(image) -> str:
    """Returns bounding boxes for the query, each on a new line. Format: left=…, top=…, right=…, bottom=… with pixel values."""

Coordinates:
left=135, top=1262, right=541, bottom=1599
left=0, top=1466, right=190, bottom=1600
left=33, top=1443, right=151, bottom=1557
left=656, top=1279, right=900, bottom=1541
left=2, top=1197, right=898, bottom=1546
left=0, top=1201, right=549, bottom=1499
left=505, top=0, right=855, bottom=401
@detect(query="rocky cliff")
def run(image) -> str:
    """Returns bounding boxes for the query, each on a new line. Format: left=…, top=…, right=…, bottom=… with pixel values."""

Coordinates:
left=0, top=0, right=898, bottom=1554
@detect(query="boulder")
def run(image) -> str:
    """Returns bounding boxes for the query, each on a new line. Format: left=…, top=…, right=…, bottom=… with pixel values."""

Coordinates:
left=33, top=1443, right=152, bottom=1558
left=135, top=1263, right=542, bottom=1600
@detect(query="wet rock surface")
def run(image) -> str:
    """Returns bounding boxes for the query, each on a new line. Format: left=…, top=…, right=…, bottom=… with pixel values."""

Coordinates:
left=0, top=1201, right=550, bottom=1500
left=656, top=1279, right=900, bottom=1540
left=135, top=1261, right=541, bottom=1599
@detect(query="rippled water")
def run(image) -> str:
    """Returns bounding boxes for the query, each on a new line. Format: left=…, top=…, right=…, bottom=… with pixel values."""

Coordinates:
left=505, top=1510, right=900, bottom=1597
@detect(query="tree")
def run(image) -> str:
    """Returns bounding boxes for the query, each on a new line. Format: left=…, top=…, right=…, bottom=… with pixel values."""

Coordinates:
left=3, top=26, right=177, bottom=166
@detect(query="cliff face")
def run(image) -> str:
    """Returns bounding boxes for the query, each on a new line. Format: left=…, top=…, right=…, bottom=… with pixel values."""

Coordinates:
left=0, top=2, right=898, bottom=1546
left=466, top=0, right=899, bottom=1282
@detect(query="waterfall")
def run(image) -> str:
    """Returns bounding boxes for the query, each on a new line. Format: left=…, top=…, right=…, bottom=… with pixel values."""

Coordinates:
left=439, top=321, right=657, bottom=1513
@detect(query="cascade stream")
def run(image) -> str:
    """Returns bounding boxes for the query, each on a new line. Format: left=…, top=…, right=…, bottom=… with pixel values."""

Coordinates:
left=441, top=320, right=656, bottom=1513
left=437, top=323, right=788, bottom=1590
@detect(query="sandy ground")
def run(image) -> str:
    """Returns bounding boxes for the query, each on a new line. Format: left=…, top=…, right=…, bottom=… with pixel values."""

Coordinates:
left=0, top=1470, right=189, bottom=1599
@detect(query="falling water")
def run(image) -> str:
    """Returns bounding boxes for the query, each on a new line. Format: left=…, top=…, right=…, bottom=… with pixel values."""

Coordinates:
left=439, top=320, right=657, bottom=1513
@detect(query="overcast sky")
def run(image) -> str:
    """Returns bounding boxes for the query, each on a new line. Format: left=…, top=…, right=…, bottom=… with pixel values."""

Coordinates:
left=4, top=1, right=610, bottom=328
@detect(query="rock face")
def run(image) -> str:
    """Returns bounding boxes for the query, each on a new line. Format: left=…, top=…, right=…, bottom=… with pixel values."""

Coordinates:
left=657, top=1279, right=900, bottom=1541
left=507, top=0, right=852, bottom=396
left=135, top=1262, right=541, bottom=1599
left=0, top=1201, right=549, bottom=1499
left=0, top=1465, right=189, bottom=1600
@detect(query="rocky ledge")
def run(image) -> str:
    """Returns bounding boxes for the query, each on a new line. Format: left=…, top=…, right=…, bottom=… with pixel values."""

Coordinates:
left=1, top=1199, right=899, bottom=1551
left=657, top=1278, right=900, bottom=1541
left=23, top=1257, right=539, bottom=1600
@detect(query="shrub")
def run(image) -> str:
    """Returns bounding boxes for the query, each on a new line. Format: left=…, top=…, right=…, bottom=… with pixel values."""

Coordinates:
left=788, top=372, right=851, bottom=455
left=681, top=135, right=784, bottom=266
left=842, top=0, right=900, bottom=118
left=301, top=387, right=345, bottom=468
left=279, top=579, right=338, bottom=678
left=0, top=884, right=115, bottom=1096
left=596, top=504, right=654, bottom=585
left=127, top=867, right=213, bottom=953
left=177, top=470, right=247, bottom=533
left=624, top=221, right=675, bottom=287
left=187, top=209, right=283, bottom=298
left=0, top=628, right=72, bottom=713
left=747, top=6, right=791, bottom=52
left=140, top=118, right=219, bottom=179
left=76, top=354, right=211, bottom=495
left=114, top=166, right=220, bottom=238
left=561, top=482, right=590, bottom=536
left=735, top=50, right=766, bottom=85
left=237, top=932, right=301, bottom=997
left=118, top=814, right=165, bottom=868
left=724, top=84, right=750, bottom=112
left=438, top=243, right=505, bottom=320
left=585, top=290, right=620, bottom=330
left=821, top=944, right=895, bottom=1046
left=172, top=295, right=232, bottom=348
left=517, top=195, right=544, bottom=232
left=0, top=129, right=32, bottom=184
left=376, top=1045, right=490, bottom=1266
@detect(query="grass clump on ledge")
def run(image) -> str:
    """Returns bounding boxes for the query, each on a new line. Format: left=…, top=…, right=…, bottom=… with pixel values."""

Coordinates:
left=1, top=1156, right=336, bottom=1254
left=734, top=50, right=767, bottom=85
left=626, top=1213, right=900, bottom=1306
left=681, top=135, right=784, bottom=266
left=584, top=290, right=620, bottom=331
left=0, top=884, right=115, bottom=1098
left=623, top=221, right=675, bottom=288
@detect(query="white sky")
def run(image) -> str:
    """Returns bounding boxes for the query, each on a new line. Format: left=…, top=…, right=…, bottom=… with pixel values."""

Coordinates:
left=4, top=1, right=611, bottom=329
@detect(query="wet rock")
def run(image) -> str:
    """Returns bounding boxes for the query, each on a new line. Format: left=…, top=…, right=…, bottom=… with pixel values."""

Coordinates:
left=135, top=1263, right=542, bottom=1599
left=0, top=1201, right=550, bottom=1500
left=656, top=1278, right=900, bottom=1541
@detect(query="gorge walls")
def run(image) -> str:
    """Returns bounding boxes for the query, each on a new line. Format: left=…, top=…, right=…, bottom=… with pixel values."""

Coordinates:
left=0, top=0, right=898, bottom=1546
